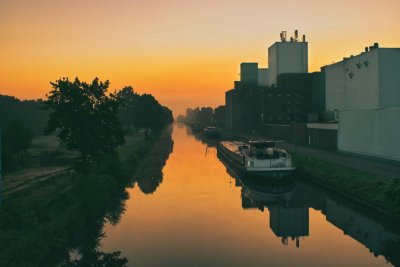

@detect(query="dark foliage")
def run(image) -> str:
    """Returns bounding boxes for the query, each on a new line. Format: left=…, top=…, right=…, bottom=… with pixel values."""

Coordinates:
left=0, top=95, right=48, bottom=135
left=115, top=86, right=140, bottom=127
left=184, top=106, right=225, bottom=127
left=116, top=88, right=173, bottom=137
left=3, top=120, right=34, bottom=153
left=43, top=78, right=125, bottom=161
left=1, top=120, right=34, bottom=172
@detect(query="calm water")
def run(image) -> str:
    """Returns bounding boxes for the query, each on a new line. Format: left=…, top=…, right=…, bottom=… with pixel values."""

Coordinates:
left=101, top=124, right=399, bottom=267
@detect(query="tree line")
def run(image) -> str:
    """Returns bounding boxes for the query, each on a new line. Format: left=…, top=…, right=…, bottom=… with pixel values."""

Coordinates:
left=1, top=77, right=173, bottom=172
left=180, top=106, right=225, bottom=127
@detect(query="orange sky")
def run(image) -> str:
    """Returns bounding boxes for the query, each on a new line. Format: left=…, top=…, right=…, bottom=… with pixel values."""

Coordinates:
left=1, top=0, right=399, bottom=116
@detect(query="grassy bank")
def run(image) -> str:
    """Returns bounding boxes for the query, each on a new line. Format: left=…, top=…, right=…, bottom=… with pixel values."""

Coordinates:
left=293, top=153, right=400, bottom=220
left=0, top=127, right=173, bottom=266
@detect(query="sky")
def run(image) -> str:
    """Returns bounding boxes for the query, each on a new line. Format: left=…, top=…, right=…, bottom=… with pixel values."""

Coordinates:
left=1, top=0, right=399, bottom=116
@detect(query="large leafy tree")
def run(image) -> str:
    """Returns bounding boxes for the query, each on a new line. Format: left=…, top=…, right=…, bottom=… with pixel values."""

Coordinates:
left=115, top=86, right=140, bottom=127
left=132, top=94, right=173, bottom=137
left=43, top=77, right=125, bottom=160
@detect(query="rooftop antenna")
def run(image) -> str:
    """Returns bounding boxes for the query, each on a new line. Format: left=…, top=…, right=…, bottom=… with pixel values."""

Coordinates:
left=280, top=31, right=287, bottom=42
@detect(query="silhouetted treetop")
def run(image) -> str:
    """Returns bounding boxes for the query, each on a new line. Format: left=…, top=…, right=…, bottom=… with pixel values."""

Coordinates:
left=43, top=77, right=125, bottom=161
left=115, top=86, right=140, bottom=127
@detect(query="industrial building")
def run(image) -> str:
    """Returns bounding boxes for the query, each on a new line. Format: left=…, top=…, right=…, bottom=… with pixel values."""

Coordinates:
left=225, top=30, right=326, bottom=134
left=268, top=30, right=308, bottom=87
left=258, top=68, right=269, bottom=86
left=338, top=108, right=400, bottom=160
left=323, top=44, right=400, bottom=160
left=224, top=33, right=399, bottom=160
left=240, top=63, right=259, bottom=85
left=325, top=45, right=400, bottom=113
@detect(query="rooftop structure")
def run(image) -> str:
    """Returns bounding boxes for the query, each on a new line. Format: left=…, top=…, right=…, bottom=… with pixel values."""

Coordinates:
left=268, top=30, right=308, bottom=87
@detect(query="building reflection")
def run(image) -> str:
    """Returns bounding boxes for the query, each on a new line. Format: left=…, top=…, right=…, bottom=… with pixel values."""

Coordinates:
left=217, top=152, right=400, bottom=265
left=237, top=174, right=309, bottom=248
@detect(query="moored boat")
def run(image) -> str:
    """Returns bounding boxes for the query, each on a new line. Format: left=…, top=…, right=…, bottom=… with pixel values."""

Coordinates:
left=217, top=140, right=295, bottom=178
left=203, top=126, right=220, bottom=138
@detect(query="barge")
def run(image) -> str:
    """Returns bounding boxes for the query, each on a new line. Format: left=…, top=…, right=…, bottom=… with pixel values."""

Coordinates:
left=217, top=140, right=295, bottom=178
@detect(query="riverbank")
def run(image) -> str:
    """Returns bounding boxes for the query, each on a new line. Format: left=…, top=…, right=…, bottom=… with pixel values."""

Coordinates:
left=293, top=153, right=400, bottom=220
left=197, top=126, right=400, bottom=220
left=0, top=127, right=173, bottom=266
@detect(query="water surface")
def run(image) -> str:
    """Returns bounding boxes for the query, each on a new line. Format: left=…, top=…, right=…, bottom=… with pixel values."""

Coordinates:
left=101, top=124, right=399, bottom=267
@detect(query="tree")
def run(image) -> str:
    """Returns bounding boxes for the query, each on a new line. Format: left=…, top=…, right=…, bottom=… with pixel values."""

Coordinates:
left=1, top=120, right=34, bottom=172
left=115, top=86, right=140, bottom=127
left=43, top=77, right=125, bottom=161
left=3, top=120, right=34, bottom=153
left=132, top=94, right=173, bottom=138
left=0, top=95, right=48, bottom=135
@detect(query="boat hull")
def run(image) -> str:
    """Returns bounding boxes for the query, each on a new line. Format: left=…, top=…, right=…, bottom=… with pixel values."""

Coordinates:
left=217, top=143, right=295, bottom=179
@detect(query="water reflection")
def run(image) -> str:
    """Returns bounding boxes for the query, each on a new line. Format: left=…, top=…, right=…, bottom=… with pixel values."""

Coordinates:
left=101, top=124, right=399, bottom=267
left=61, top=129, right=174, bottom=266
left=218, top=146, right=400, bottom=266
left=133, top=128, right=174, bottom=194
left=219, top=153, right=308, bottom=248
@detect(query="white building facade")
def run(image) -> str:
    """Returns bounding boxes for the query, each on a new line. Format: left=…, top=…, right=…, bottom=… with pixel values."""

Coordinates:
left=338, top=108, right=400, bottom=161
left=268, top=41, right=308, bottom=86
left=325, top=47, right=400, bottom=112
left=325, top=46, right=400, bottom=160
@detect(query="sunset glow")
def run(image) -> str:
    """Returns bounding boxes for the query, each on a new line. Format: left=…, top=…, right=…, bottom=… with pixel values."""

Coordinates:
left=1, top=0, right=399, bottom=115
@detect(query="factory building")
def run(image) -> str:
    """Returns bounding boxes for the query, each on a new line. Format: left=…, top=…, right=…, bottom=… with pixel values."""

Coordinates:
left=325, top=45, right=400, bottom=113
left=268, top=30, right=308, bottom=87
left=323, top=44, right=400, bottom=160
left=338, top=108, right=400, bottom=160
left=225, top=30, right=323, bottom=130
left=258, top=68, right=269, bottom=86
left=240, top=63, right=259, bottom=85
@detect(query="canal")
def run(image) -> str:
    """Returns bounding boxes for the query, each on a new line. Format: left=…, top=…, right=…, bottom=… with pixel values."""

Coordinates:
left=101, top=123, right=399, bottom=267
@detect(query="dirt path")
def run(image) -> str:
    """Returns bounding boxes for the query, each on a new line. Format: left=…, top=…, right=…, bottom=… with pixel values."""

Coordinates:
left=2, top=167, right=71, bottom=197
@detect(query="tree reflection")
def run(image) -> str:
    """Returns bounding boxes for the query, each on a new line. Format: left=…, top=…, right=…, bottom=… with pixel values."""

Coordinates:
left=56, top=174, right=130, bottom=267
left=0, top=157, right=130, bottom=266
left=134, top=128, right=174, bottom=194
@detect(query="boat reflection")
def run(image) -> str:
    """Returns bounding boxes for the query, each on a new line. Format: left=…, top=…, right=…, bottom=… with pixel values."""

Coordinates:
left=186, top=126, right=220, bottom=148
left=218, top=151, right=400, bottom=265
left=219, top=152, right=308, bottom=247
